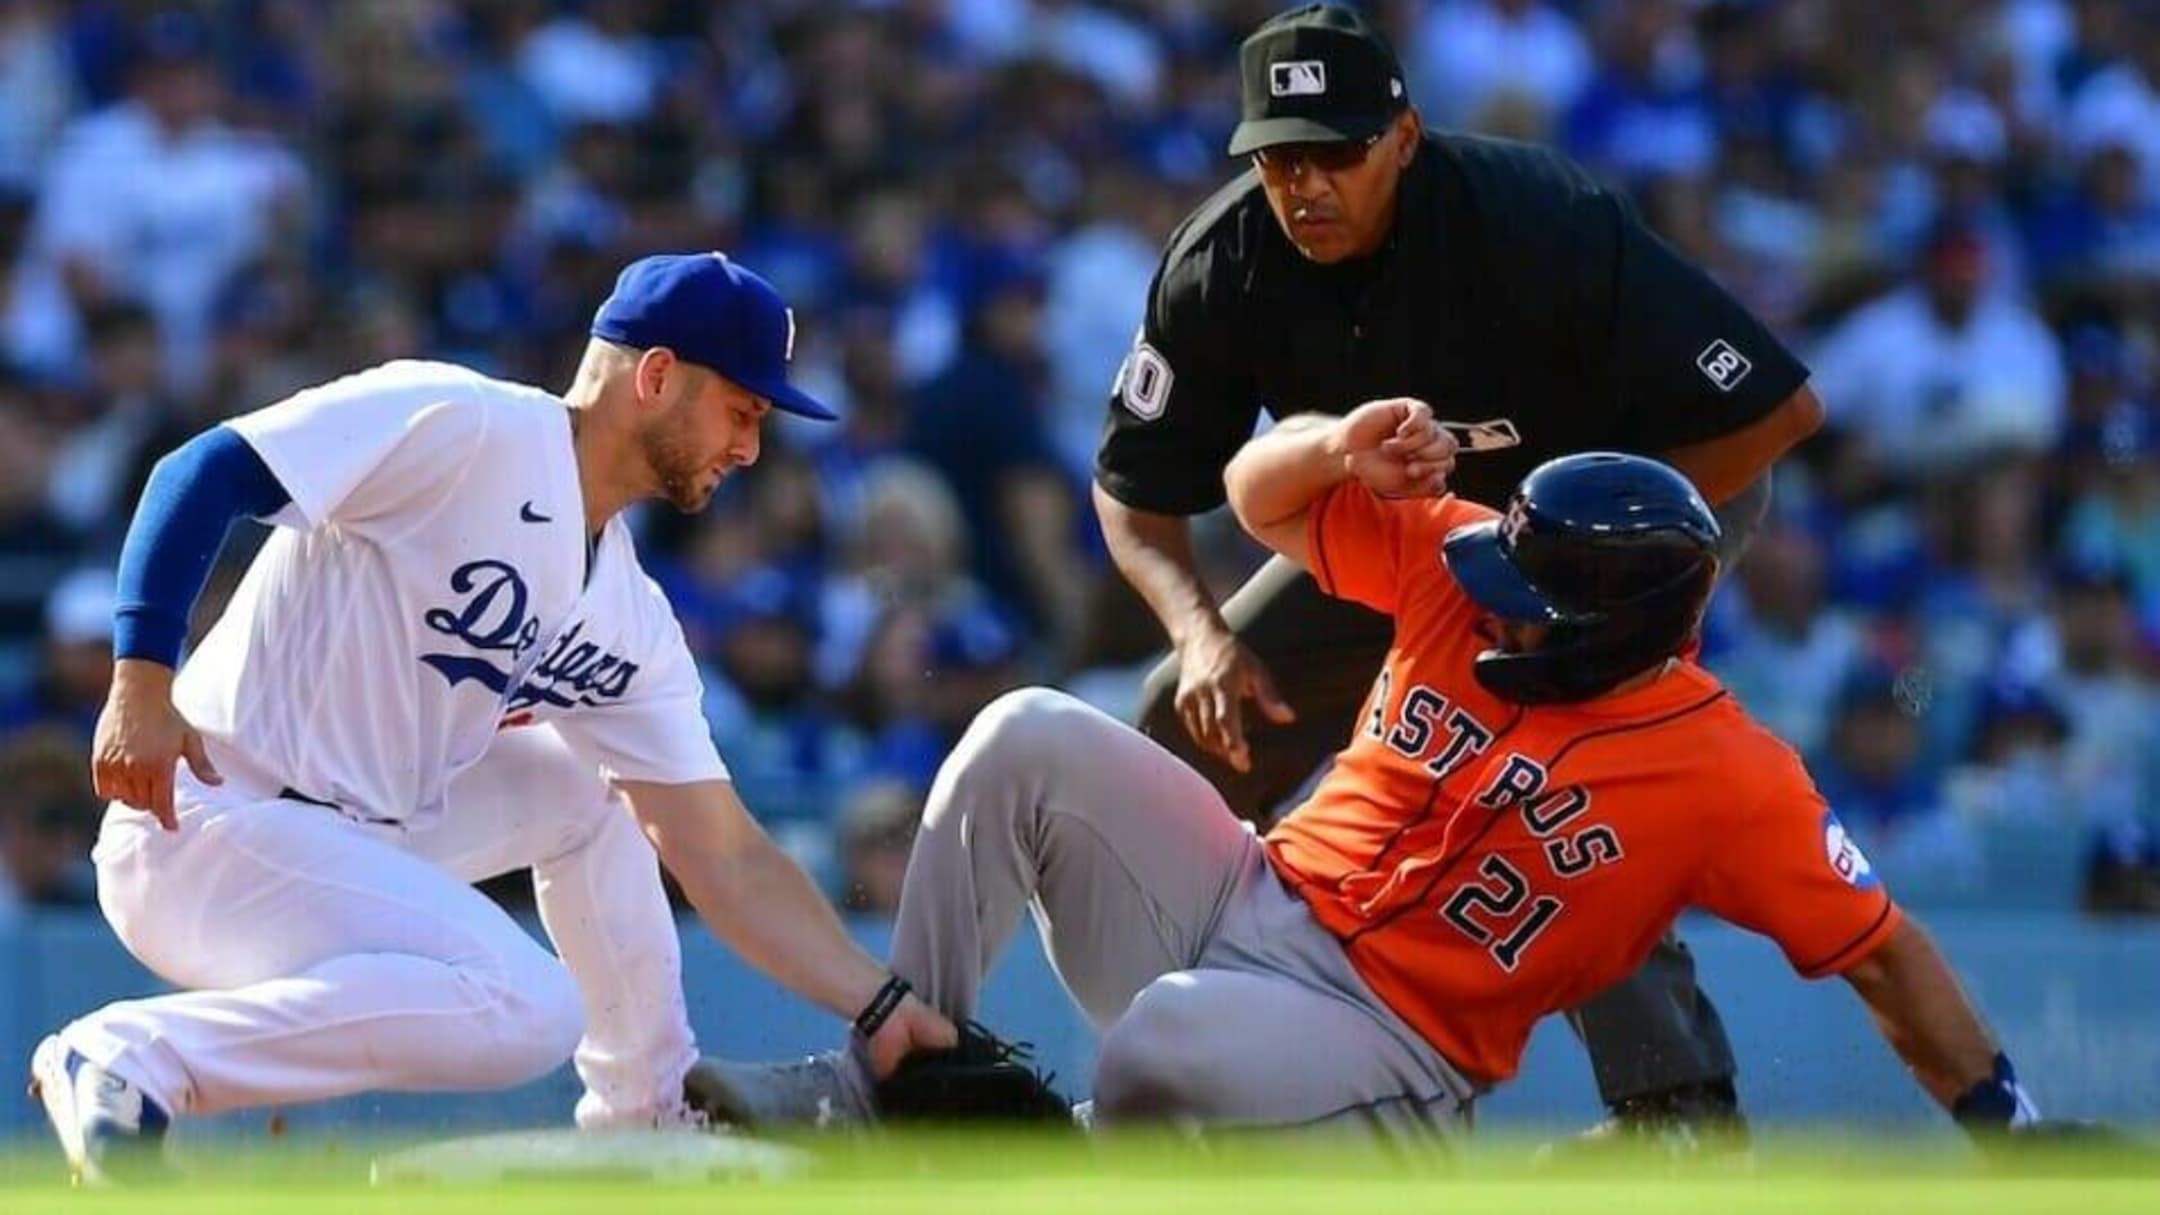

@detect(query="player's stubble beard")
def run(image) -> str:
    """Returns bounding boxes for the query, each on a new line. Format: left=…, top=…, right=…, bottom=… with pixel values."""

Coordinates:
left=642, top=379, right=720, bottom=514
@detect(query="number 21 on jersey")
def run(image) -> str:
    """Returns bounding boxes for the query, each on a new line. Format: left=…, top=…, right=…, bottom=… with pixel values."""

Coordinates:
left=1440, top=782, right=1625, bottom=972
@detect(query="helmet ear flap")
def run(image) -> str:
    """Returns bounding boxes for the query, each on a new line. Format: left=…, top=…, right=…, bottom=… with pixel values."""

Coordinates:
left=1450, top=451, right=1724, bottom=706
left=1470, top=557, right=1715, bottom=704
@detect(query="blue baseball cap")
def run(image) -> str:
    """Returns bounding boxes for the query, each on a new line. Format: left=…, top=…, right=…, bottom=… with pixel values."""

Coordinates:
left=591, top=252, right=836, bottom=421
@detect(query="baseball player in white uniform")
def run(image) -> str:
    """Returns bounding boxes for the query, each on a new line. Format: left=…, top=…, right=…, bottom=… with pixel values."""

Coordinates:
left=30, top=253, right=957, bottom=1183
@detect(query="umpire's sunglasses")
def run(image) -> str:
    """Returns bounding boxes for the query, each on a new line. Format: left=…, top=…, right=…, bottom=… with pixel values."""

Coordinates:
left=1252, top=132, right=1385, bottom=177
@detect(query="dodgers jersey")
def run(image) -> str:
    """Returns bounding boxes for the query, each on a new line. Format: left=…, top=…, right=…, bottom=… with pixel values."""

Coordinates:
left=173, top=360, right=727, bottom=828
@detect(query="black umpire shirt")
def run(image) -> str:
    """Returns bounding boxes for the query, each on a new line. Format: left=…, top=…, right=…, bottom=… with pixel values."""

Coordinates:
left=1095, top=133, right=1810, bottom=516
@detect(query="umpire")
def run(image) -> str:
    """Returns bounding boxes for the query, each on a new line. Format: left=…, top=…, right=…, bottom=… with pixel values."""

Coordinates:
left=1093, top=4, right=1823, bottom=1141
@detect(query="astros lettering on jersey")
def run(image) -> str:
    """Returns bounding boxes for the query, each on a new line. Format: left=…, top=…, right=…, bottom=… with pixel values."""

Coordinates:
left=1265, top=481, right=1900, bottom=1086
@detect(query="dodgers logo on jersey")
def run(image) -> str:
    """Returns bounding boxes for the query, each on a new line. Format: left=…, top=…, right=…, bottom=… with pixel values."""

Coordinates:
left=511, top=621, right=640, bottom=712
left=419, top=559, right=640, bottom=714
left=1822, top=810, right=1879, bottom=891
left=419, top=559, right=542, bottom=691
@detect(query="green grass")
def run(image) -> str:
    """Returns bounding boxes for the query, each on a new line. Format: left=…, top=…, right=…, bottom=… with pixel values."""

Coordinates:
left=2, top=1129, right=2155, bottom=1214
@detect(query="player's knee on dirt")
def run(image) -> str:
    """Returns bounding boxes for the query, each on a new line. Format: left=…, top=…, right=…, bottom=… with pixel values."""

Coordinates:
left=1091, top=973, right=1228, bottom=1123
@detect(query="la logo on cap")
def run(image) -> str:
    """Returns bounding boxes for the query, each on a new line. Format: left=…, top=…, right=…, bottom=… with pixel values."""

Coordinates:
left=1270, top=59, right=1327, bottom=97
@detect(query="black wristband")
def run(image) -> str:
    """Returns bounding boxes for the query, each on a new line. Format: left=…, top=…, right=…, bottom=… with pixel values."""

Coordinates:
left=1953, top=1052, right=2035, bottom=1135
left=853, top=974, right=912, bottom=1040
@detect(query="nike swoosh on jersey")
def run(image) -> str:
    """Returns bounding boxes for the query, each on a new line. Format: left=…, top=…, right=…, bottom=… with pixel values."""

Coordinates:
left=520, top=501, right=552, bottom=523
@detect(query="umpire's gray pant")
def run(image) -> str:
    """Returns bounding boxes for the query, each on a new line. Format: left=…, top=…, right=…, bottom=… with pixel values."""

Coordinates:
left=887, top=687, right=1474, bottom=1137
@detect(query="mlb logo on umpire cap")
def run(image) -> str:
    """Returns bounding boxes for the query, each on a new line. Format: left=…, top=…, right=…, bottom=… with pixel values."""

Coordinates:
left=1270, top=60, right=1327, bottom=97
left=1228, top=5, right=1408, bottom=157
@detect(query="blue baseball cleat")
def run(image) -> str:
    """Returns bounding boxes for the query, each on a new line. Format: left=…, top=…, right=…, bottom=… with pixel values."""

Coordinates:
left=27, top=1036, right=173, bottom=1185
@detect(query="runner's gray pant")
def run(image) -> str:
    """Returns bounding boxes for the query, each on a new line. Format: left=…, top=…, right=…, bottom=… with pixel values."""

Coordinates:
left=888, top=687, right=1475, bottom=1136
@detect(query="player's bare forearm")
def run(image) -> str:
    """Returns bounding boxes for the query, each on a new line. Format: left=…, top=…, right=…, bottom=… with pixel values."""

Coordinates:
left=1228, top=401, right=1455, bottom=563
left=684, top=836, right=888, bottom=1017
left=110, top=657, right=177, bottom=695
left=1659, top=383, right=1824, bottom=505
left=1841, top=916, right=2002, bottom=1110
left=1224, top=413, right=1347, bottom=567
left=1092, top=482, right=1230, bottom=649
left=624, top=779, right=888, bottom=1020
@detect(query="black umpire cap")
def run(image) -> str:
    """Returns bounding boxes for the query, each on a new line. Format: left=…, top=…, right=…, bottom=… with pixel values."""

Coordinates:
left=1226, top=4, right=1409, bottom=157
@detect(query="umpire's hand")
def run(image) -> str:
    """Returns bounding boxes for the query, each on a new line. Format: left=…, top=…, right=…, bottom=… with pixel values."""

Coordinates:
left=1174, top=629, right=1296, bottom=774
left=92, top=657, right=222, bottom=831
left=1339, top=397, right=1458, bottom=499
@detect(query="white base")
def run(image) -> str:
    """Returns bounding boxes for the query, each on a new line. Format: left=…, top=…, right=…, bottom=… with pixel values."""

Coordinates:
left=369, top=1129, right=811, bottom=1186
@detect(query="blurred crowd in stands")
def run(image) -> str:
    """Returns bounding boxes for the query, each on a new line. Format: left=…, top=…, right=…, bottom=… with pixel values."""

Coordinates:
left=3, top=0, right=2159, bottom=922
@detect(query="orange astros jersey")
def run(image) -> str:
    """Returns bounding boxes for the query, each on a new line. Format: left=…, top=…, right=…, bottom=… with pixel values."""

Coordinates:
left=1266, top=482, right=1902, bottom=1087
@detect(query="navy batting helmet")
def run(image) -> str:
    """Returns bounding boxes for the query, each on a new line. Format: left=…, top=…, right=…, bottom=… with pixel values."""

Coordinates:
left=1442, top=453, right=1720, bottom=704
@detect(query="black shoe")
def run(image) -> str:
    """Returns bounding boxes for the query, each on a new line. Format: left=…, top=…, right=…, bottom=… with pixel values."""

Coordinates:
left=1537, top=1080, right=1751, bottom=1168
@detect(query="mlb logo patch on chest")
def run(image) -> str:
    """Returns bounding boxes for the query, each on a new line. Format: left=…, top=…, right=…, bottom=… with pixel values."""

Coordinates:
left=1270, top=60, right=1327, bottom=97
left=1439, top=418, right=1522, bottom=453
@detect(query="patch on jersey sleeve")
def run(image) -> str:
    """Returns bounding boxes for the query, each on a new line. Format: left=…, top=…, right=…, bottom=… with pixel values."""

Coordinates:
left=1822, top=810, right=1880, bottom=891
left=1114, top=330, right=1175, bottom=421
left=1696, top=339, right=1753, bottom=391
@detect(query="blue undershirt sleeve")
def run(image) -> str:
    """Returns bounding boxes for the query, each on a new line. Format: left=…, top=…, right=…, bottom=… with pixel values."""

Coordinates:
left=111, top=426, right=294, bottom=666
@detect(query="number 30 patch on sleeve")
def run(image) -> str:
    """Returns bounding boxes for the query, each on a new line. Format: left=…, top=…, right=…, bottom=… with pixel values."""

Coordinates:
left=1115, top=333, right=1175, bottom=421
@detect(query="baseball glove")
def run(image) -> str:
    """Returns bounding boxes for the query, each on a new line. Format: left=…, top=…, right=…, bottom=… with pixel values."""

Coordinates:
left=874, top=1021, right=1073, bottom=1124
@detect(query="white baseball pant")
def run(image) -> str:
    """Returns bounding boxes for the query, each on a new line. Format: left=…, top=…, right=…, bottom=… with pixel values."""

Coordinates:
left=52, top=725, right=696, bottom=1128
